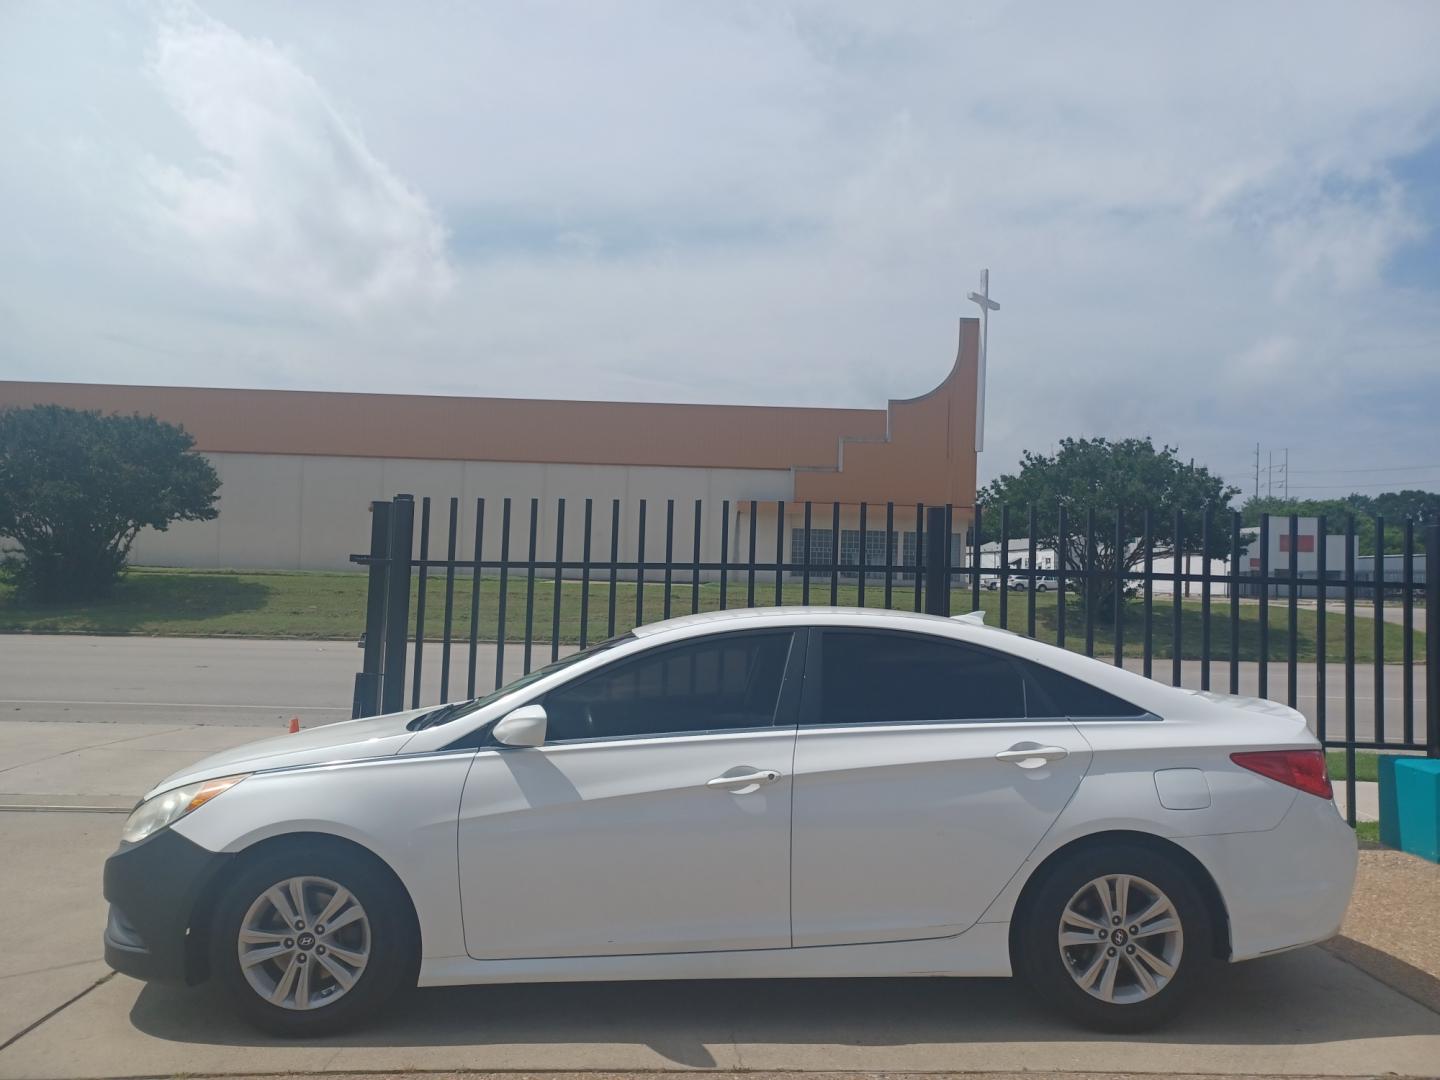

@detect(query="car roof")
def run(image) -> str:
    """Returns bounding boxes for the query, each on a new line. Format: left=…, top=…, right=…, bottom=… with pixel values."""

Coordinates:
left=630, top=606, right=961, bottom=636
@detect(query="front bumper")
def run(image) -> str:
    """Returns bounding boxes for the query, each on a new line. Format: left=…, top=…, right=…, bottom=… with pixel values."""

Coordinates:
left=102, top=828, right=232, bottom=984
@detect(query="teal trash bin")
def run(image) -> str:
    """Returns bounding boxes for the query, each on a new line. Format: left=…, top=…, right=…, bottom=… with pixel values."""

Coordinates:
left=1377, top=756, right=1440, bottom=863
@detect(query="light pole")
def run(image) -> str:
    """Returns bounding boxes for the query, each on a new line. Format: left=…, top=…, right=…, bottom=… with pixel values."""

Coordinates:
left=967, top=269, right=1000, bottom=454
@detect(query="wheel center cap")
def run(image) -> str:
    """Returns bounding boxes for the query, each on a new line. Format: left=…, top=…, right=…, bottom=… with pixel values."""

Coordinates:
left=1111, top=929, right=1128, bottom=946
left=296, top=932, right=316, bottom=950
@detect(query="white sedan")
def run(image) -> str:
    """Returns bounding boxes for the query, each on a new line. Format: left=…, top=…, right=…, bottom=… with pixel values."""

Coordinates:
left=103, top=607, right=1355, bottom=1037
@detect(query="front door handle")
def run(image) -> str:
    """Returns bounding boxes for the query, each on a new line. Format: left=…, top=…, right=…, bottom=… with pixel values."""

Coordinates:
left=707, top=769, right=781, bottom=791
left=995, top=745, right=1069, bottom=769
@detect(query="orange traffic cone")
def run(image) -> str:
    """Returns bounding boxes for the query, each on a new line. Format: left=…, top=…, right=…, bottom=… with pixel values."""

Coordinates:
left=288, top=716, right=300, bottom=734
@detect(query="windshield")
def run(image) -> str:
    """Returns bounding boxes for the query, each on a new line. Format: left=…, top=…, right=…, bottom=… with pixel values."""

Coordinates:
left=406, top=633, right=634, bottom=729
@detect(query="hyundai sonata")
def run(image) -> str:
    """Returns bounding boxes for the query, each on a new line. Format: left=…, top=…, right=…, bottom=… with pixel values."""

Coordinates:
left=103, top=607, right=1356, bottom=1036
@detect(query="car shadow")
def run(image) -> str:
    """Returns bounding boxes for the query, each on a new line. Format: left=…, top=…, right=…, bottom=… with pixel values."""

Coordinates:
left=128, top=948, right=1440, bottom=1064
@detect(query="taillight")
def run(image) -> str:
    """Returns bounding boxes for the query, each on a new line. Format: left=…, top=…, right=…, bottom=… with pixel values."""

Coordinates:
left=1230, top=750, right=1332, bottom=799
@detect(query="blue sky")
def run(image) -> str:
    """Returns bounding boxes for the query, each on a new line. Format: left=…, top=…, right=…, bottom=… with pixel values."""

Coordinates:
left=1, top=0, right=1438, bottom=498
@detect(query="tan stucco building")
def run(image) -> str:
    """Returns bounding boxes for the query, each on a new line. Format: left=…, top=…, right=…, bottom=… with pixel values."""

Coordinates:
left=0, top=320, right=981, bottom=573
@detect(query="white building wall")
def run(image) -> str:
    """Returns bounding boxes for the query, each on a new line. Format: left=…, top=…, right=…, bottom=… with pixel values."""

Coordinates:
left=131, top=452, right=794, bottom=572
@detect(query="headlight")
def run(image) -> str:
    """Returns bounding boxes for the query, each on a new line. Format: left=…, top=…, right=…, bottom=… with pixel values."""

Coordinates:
left=121, top=774, right=248, bottom=844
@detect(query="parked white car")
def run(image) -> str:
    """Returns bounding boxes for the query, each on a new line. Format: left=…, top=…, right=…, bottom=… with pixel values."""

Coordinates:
left=103, top=607, right=1355, bottom=1037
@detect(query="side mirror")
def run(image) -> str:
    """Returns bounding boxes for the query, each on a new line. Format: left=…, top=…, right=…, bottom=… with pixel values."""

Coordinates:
left=492, top=703, right=547, bottom=748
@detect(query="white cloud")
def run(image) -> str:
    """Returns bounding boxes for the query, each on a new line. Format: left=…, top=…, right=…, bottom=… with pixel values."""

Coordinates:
left=138, top=4, right=451, bottom=311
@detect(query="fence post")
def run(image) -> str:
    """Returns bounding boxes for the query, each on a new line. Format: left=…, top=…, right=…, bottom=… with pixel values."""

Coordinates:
left=1427, top=523, right=1439, bottom=757
left=380, top=495, right=416, bottom=715
left=924, top=505, right=950, bottom=617
left=351, top=500, right=392, bottom=718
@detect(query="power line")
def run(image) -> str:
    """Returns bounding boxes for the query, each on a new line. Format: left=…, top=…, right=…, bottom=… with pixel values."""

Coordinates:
left=1284, top=481, right=1440, bottom=491
left=1287, top=463, right=1440, bottom=475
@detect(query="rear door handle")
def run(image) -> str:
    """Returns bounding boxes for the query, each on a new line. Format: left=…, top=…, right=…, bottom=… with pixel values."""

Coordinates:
left=995, top=745, right=1069, bottom=768
left=707, top=769, right=781, bottom=791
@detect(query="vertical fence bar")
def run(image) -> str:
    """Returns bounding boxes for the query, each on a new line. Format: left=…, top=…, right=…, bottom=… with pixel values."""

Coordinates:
left=924, top=506, right=949, bottom=616
left=380, top=495, right=415, bottom=716
left=857, top=503, right=868, bottom=609
left=1027, top=504, right=1038, bottom=639
left=1172, top=509, right=1183, bottom=688
left=912, top=503, right=925, bottom=612
left=1402, top=518, right=1414, bottom=746
left=829, top=502, right=841, bottom=605
left=1344, top=516, right=1357, bottom=820
left=1373, top=514, right=1385, bottom=745
left=634, top=500, right=647, bottom=630
left=1316, top=515, right=1327, bottom=747
left=691, top=500, right=703, bottom=615
left=606, top=500, right=620, bottom=638
left=1141, top=509, right=1153, bottom=678
left=522, top=498, right=538, bottom=675
left=747, top=501, right=758, bottom=608
left=1426, top=522, right=1439, bottom=757
left=354, top=499, right=392, bottom=718
left=439, top=497, right=459, bottom=702
left=1112, top=508, right=1125, bottom=668
left=550, top=499, right=565, bottom=663
left=884, top=503, right=895, bottom=610
left=466, top=499, right=484, bottom=697
left=1229, top=511, right=1241, bottom=695
left=1200, top=506, right=1212, bottom=691
left=494, top=499, right=511, bottom=692
left=410, top=497, right=432, bottom=708
left=662, top=500, right=674, bottom=621
left=1084, top=508, right=1096, bottom=658
left=999, top=504, right=1011, bottom=629
left=801, top=502, right=812, bottom=605
left=774, top=501, right=785, bottom=606
left=578, top=500, right=592, bottom=649
left=970, top=504, right=982, bottom=614
left=1287, top=514, right=1299, bottom=708
left=1056, top=503, right=1069, bottom=651
left=1258, top=515, right=1270, bottom=699
left=719, top=500, right=731, bottom=610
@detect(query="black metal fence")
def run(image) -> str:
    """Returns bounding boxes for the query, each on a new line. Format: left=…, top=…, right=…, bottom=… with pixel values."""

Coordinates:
left=352, top=494, right=1439, bottom=824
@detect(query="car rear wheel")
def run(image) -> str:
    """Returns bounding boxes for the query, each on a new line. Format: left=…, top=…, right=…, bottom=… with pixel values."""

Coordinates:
left=1016, top=843, right=1215, bottom=1031
left=210, top=844, right=417, bottom=1036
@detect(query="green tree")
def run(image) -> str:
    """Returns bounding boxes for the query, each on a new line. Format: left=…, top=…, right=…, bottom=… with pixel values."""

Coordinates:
left=0, top=405, right=220, bottom=602
left=980, top=437, right=1240, bottom=614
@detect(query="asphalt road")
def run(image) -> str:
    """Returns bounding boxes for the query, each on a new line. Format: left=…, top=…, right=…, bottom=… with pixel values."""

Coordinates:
left=0, top=634, right=1428, bottom=746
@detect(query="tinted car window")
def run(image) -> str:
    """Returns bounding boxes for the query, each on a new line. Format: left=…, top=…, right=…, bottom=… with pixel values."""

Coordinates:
left=1021, top=660, right=1146, bottom=718
left=813, top=631, right=1027, bottom=725
left=543, top=631, right=794, bottom=742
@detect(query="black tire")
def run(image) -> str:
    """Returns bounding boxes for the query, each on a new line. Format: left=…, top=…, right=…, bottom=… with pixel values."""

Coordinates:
left=1015, top=842, right=1216, bottom=1032
left=1036, top=584, right=1049, bottom=593
left=209, top=842, right=418, bottom=1037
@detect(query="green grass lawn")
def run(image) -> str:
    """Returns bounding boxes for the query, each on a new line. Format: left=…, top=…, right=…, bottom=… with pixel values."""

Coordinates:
left=0, top=566, right=1425, bottom=663
left=1326, top=750, right=1380, bottom=783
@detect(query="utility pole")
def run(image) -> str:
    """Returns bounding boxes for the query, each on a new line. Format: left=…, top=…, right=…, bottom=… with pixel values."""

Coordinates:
left=1254, top=443, right=1261, bottom=500
left=967, top=269, right=1000, bottom=454
left=1268, top=450, right=1273, bottom=498
left=1283, top=448, right=1289, bottom=500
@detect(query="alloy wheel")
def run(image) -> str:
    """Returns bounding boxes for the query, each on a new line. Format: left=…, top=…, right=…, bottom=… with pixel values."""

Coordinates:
left=237, top=875, right=371, bottom=1011
left=1057, top=873, right=1184, bottom=1005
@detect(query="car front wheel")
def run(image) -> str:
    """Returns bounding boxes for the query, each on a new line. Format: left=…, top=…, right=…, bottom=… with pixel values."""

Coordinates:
left=210, top=843, right=417, bottom=1036
left=1016, top=844, right=1214, bottom=1031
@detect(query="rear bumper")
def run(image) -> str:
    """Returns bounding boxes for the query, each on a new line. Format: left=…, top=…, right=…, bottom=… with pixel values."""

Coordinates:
left=1177, top=792, right=1357, bottom=962
left=102, top=828, right=232, bottom=984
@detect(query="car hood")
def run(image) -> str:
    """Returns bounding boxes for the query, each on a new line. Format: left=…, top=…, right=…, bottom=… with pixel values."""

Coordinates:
left=142, top=708, right=432, bottom=799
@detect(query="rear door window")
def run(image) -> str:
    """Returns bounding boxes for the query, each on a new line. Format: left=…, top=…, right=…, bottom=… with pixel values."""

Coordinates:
left=809, top=630, right=1028, bottom=725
